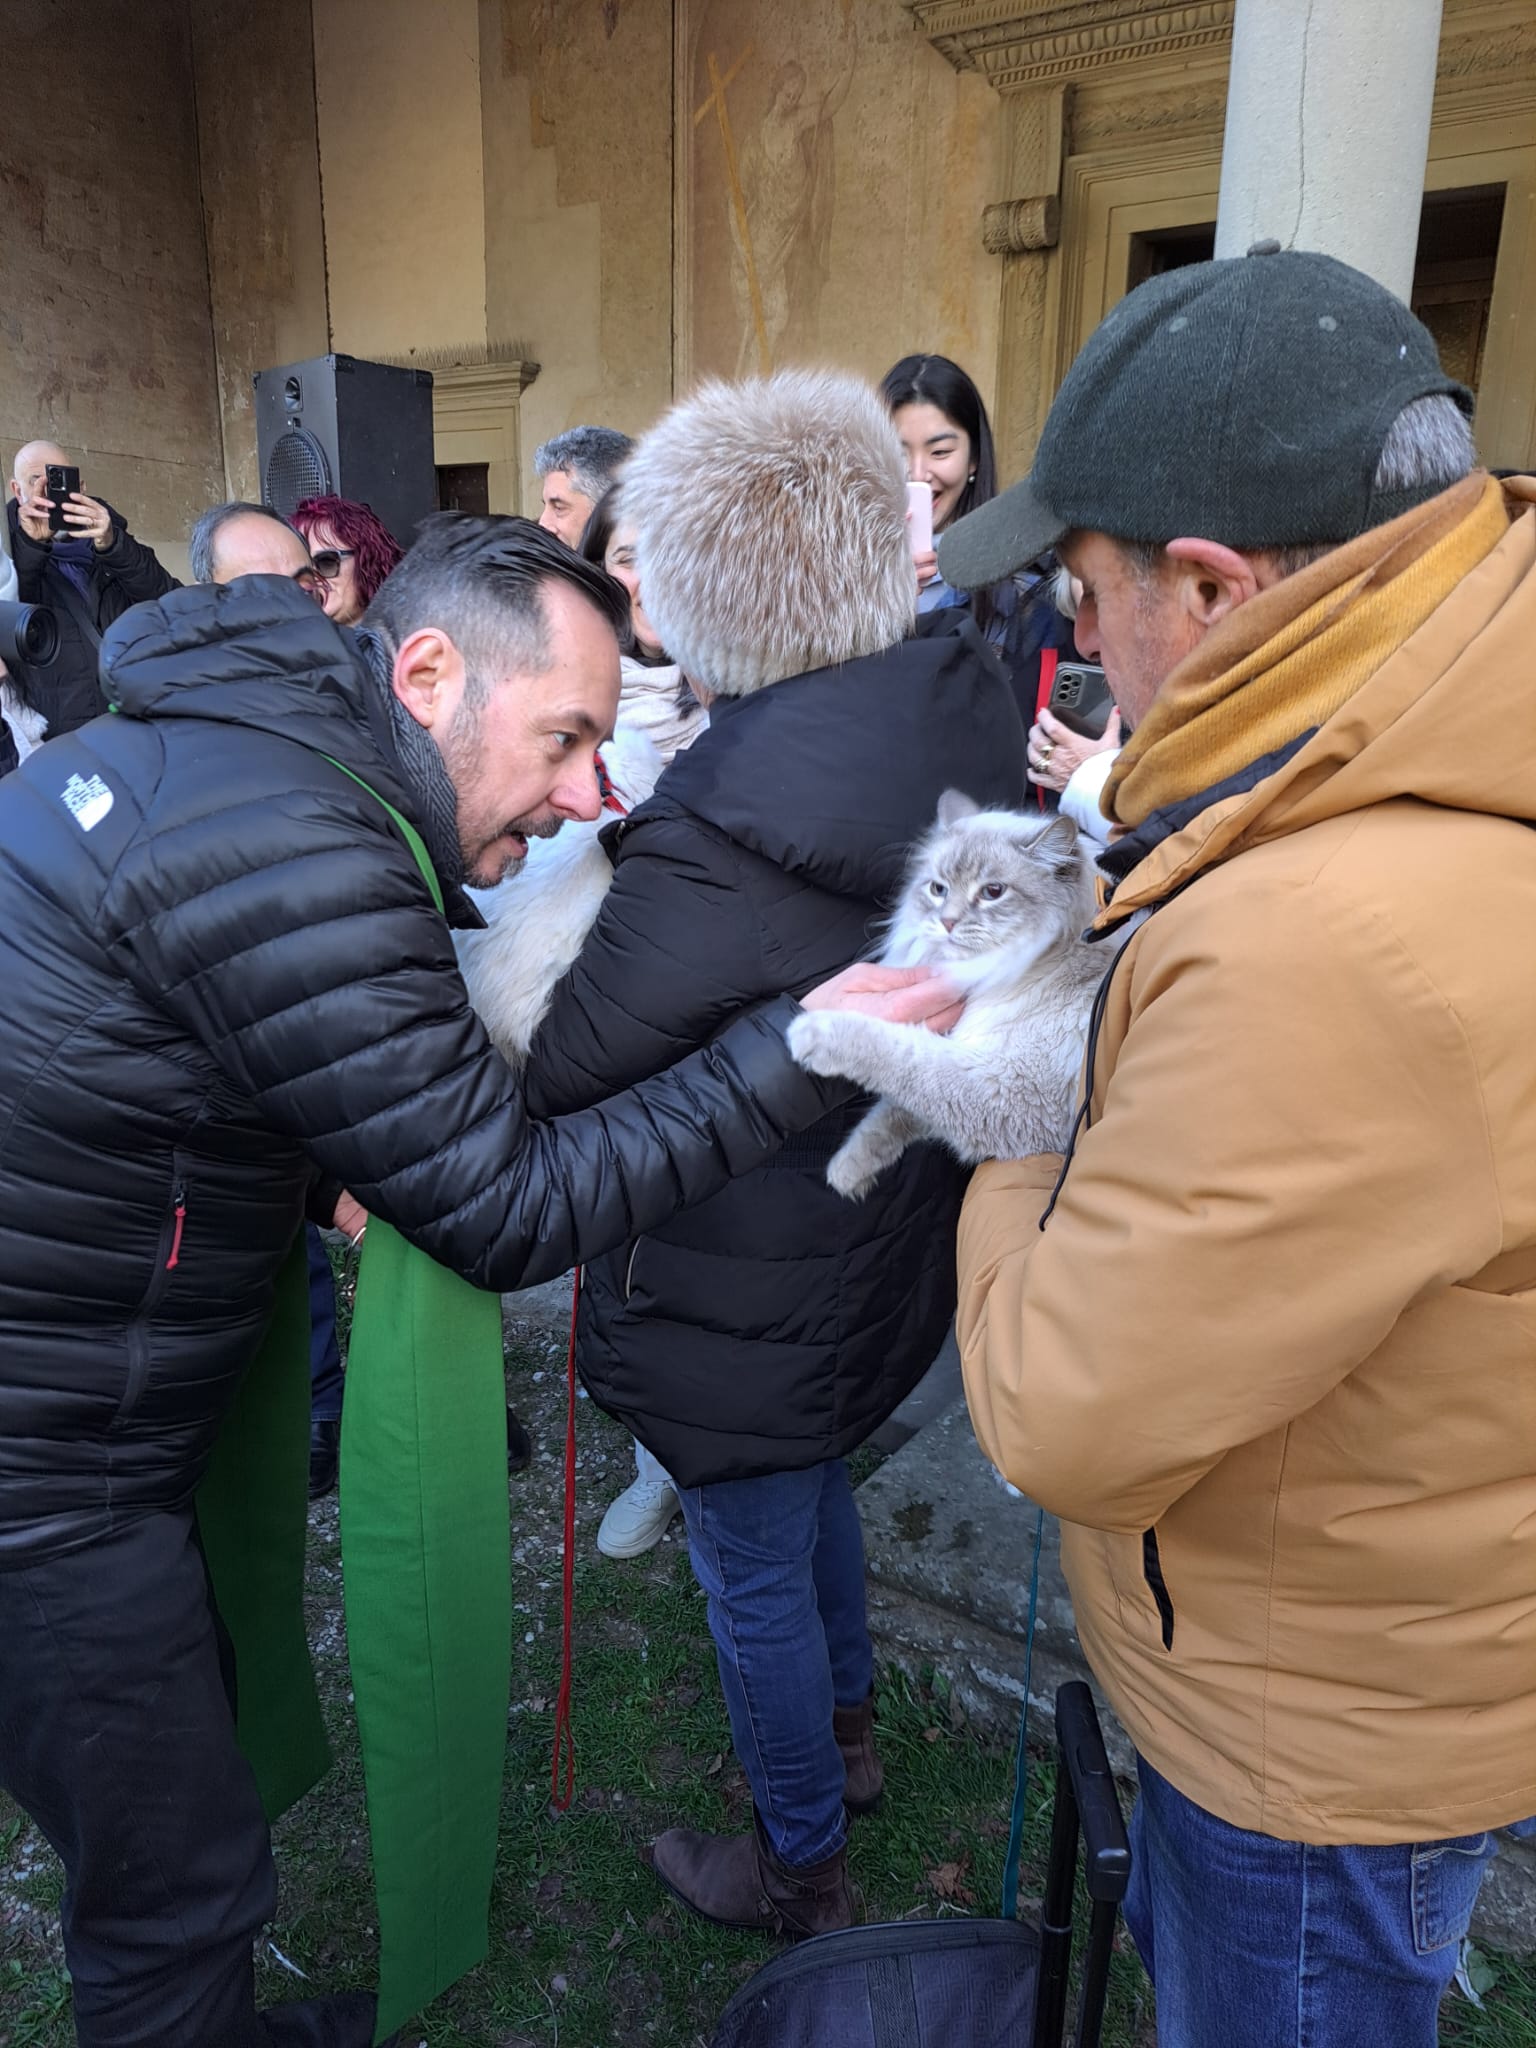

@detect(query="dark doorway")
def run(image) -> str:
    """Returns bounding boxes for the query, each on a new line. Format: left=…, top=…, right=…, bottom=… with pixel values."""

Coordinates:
left=1411, top=185, right=1506, bottom=396
left=436, top=462, right=490, bottom=515
left=1126, top=220, right=1217, bottom=292
left=1122, top=188, right=1506, bottom=401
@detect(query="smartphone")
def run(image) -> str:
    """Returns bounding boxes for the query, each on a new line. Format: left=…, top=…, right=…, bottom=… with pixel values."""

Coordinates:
left=46, top=464, right=81, bottom=536
left=1047, top=659, right=1115, bottom=739
left=905, top=481, right=933, bottom=558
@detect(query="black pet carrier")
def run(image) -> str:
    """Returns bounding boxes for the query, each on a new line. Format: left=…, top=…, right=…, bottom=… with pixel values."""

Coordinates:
left=710, top=1680, right=1132, bottom=2048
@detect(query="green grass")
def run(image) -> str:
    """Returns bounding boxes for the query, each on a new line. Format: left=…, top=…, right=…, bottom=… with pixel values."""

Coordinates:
left=2, top=1357, right=1533, bottom=2046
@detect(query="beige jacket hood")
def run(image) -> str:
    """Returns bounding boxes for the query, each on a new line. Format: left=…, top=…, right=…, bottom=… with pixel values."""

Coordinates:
left=957, top=479, right=1536, bottom=1844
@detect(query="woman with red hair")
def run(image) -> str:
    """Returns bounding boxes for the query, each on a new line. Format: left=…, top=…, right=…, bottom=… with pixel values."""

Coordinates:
left=292, top=495, right=403, bottom=627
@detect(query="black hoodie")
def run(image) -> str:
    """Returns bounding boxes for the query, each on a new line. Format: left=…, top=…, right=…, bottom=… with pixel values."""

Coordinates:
left=523, top=624, right=1027, bottom=1486
left=0, top=577, right=846, bottom=1564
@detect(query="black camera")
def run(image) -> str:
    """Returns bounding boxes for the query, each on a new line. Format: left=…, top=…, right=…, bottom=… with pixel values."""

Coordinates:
left=0, top=600, right=59, bottom=671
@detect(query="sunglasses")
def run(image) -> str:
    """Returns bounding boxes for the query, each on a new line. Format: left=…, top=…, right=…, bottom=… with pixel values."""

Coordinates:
left=309, top=548, right=349, bottom=578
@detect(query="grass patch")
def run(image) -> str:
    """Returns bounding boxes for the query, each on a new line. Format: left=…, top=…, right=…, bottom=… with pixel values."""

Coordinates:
left=2, top=1353, right=1533, bottom=2046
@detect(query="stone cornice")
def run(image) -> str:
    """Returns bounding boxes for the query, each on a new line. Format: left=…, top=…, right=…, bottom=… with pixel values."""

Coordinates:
left=908, top=0, right=1536, bottom=96
left=905, top=2, right=1234, bottom=90
left=377, top=346, right=541, bottom=397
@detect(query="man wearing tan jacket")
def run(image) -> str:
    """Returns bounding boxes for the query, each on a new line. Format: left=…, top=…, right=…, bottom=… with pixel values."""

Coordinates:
left=937, top=247, right=1536, bottom=2047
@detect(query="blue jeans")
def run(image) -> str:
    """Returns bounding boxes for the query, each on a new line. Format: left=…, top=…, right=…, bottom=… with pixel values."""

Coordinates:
left=306, top=1224, right=344, bottom=1423
left=676, top=1459, right=873, bottom=1870
left=1126, top=1755, right=1504, bottom=2047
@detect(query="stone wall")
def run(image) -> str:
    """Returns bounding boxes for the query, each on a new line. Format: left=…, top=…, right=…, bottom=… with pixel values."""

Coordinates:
left=481, top=0, right=674, bottom=480
left=312, top=0, right=489, bottom=362
left=480, top=0, right=1001, bottom=505
left=0, top=0, right=226, bottom=576
left=191, top=0, right=330, bottom=503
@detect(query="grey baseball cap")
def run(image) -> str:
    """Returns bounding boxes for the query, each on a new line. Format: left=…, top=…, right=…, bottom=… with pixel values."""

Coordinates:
left=937, top=245, right=1473, bottom=591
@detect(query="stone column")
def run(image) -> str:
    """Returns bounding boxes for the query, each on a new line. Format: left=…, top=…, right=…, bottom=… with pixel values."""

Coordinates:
left=1214, top=0, right=1443, bottom=302
left=991, top=84, right=1069, bottom=480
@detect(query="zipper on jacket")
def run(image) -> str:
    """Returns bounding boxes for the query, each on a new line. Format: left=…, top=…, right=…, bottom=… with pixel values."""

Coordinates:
left=1142, top=1527, right=1176, bottom=1651
left=165, top=1183, right=188, bottom=1270
left=118, top=1161, right=189, bottom=1423
left=624, top=1240, right=642, bottom=1301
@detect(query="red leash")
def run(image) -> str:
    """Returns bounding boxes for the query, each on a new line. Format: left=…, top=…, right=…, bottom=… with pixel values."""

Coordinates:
left=552, top=749, right=626, bottom=1808
left=550, top=1266, right=582, bottom=1809
left=1033, top=647, right=1058, bottom=812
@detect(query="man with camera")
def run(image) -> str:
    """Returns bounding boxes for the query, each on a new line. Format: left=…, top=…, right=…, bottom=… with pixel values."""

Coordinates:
left=5, top=438, right=178, bottom=759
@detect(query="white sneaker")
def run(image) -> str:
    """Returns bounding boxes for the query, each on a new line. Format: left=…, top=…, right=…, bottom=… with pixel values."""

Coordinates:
left=597, top=1476, right=680, bottom=1559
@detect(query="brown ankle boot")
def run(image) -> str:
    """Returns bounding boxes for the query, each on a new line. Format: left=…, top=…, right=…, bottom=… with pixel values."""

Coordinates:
left=833, top=1693, right=884, bottom=1815
left=650, top=1818, right=855, bottom=1939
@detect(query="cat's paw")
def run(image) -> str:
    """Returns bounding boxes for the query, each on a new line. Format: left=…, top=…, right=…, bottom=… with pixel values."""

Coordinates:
left=787, top=1009, right=847, bottom=1078
left=826, top=1145, right=879, bottom=1202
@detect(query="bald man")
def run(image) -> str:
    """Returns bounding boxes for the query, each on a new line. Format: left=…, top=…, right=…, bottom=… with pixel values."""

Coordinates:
left=5, top=440, right=177, bottom=762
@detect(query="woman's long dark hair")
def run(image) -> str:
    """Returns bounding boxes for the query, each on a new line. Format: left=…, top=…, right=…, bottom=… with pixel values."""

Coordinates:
left=878, top=353, right=1000, bottom=633
left=579, top=485, right=675, bottom=669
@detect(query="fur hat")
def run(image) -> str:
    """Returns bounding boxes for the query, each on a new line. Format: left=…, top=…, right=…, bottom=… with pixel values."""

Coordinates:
left=620, top=369, right=916, bottom=697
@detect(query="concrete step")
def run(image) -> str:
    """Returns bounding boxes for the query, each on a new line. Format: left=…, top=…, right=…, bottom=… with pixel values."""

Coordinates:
left=857, top=1395, right=1132, bottom=1776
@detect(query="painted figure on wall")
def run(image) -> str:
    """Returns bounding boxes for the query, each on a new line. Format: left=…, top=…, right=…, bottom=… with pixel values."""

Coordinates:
left=689, top=0, right=858, bottom=379
left=729, top=30, right=855, bottom=374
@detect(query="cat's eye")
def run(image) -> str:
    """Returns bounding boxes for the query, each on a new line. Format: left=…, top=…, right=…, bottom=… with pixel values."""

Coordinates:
left=926, top=880, right=947, bottom=901
left=979, top=883, right=1007, bottom=902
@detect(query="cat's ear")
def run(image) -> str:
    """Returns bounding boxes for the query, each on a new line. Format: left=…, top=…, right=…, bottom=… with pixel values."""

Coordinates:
left=1023, top=813, right=1081, bottom=877
left=936, top=789, right=980, bottom=829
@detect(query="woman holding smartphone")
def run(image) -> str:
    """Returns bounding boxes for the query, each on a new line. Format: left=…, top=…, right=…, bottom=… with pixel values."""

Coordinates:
left=879, top=353, right=1005, bottom=630
left=879, top=354, right=1119, bottom=837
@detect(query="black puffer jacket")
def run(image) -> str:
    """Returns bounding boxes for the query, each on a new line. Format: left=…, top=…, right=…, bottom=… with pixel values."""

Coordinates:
left=523, top=627, right=1026, bottom=1487
left=0, top=579, right=846, bottom=1565
left=4, top=496, right=178, bottom=752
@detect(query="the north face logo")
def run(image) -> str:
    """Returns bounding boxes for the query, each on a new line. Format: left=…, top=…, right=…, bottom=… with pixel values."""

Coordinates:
left=60, top=772, right=114, bottom=831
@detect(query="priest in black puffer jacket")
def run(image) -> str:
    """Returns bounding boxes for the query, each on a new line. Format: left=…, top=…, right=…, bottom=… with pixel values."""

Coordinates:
left=0, top=518, right=956, bottom=2048
left=522, top=370, right=1026, bottom=1938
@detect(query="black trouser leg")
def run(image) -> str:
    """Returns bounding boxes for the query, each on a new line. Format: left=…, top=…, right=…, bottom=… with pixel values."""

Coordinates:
left=0, top=1510, right=373, bottom=2048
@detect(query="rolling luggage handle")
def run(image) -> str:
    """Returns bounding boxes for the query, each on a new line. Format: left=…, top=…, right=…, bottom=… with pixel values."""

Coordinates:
left=1031, top=1679, right=1132, bottom=2048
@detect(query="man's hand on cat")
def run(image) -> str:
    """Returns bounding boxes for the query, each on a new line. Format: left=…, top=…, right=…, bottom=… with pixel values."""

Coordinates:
left=800, top=963, right=964, bottom=1034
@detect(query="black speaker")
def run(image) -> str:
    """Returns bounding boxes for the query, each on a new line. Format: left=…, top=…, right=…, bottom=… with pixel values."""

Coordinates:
left=252, top=354, right=435, bottom=548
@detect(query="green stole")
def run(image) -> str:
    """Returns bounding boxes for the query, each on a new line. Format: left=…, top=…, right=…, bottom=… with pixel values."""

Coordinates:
left=197, top=775, right=510, bottom=2045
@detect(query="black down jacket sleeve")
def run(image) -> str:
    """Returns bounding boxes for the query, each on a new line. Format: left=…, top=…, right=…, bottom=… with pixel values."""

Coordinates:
left=94, top=517, right=180, bottom=614
left=525, top=811, right=775, bottom=1119
left=102, top=769, right=847, bottom=1290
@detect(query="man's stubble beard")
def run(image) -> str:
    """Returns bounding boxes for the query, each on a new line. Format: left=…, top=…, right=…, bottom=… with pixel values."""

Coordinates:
left=468, top=811, right=564, bottom=889
left=438, top=699, right=566, bottom=889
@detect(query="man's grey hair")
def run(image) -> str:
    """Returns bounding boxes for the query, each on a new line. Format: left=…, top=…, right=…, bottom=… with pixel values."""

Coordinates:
left=362, top=513, right=629, bottom=708
left=1120, top=394, right=1478, bottom=584
left=189, top=501, right=302, bottom=584
left=619, top=368, right=915, bottom=697
left=532, top=425, right=635, bottom=503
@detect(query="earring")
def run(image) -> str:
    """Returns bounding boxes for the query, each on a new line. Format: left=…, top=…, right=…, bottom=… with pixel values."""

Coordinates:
left=968, top=471, right=976, bottom=482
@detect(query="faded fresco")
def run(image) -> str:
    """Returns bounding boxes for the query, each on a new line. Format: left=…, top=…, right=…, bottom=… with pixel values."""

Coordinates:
left=685, top=0, right=859, bottom=379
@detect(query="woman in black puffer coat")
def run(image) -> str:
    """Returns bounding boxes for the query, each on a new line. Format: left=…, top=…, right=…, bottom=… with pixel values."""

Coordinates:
left=523, top=370, right=1025, bottom=1937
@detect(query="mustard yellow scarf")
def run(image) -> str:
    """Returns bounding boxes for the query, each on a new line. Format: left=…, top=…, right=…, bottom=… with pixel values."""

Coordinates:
left=1105, top=474, right=1512, bottom=830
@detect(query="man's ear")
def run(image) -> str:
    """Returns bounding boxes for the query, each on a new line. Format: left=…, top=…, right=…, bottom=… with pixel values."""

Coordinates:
left=391, top=628, right=462, bottom=732
left=1163, top=537, right=1262, bottom=632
